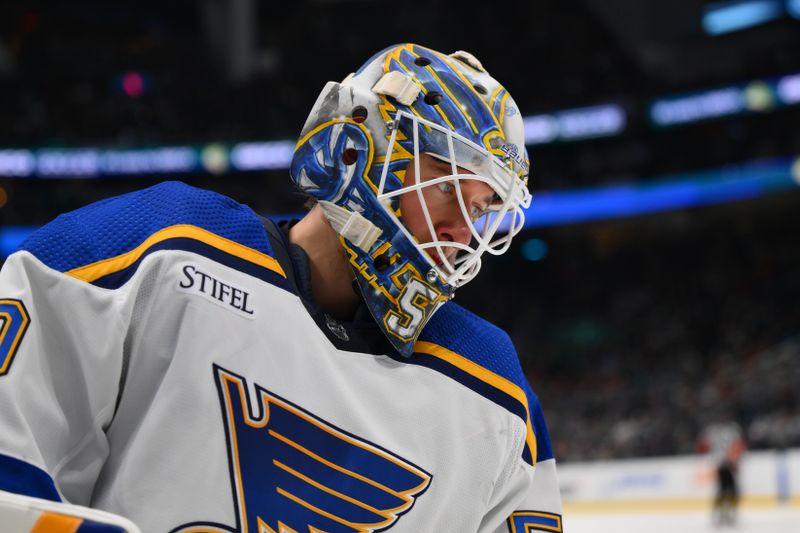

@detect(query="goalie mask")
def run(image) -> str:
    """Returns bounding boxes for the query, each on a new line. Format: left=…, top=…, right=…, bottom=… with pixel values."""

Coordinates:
left=290, top=43, right=531, bottom=357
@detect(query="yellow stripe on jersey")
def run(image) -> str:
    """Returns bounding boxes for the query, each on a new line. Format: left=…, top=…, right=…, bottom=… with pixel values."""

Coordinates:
left=65, top=224, right=286, bottom=283
left=414, top=341, right=537, bottom=465
left=31, top=512, right=82, bottom=533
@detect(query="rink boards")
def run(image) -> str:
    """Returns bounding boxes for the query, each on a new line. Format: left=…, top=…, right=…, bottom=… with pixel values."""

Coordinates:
left=559, top=447, right=799, bottom=508
left=559, top=450, right=800, bottom=533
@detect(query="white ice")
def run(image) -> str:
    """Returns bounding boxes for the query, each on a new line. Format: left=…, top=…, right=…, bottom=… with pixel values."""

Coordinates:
left=565, top=506, right=800, bottom=533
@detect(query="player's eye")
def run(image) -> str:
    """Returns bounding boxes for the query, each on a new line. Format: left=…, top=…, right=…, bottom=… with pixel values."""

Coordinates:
left=470, top=204, right=488, bottom=221
left=437, top=182, right=455, bottom=194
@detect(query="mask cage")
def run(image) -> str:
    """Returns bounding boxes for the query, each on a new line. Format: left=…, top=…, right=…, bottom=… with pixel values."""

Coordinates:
left=376, top=111, right=531, bottom=287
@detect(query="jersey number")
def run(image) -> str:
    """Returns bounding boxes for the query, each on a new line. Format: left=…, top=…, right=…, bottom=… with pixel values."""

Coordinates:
left=508, top=511, right=563, bottom=532
left=0, top=299, right=31, bottom=376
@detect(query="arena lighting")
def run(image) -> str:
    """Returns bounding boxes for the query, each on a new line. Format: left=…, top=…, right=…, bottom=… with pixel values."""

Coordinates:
left=789, top=0, right=800, bottom=18
left=0, top=82, right=795, bottom=178
left=777, top=73, right=800, bottom=104
left=523, top=156, right=798, bottom=228
left=523, top=104, right=627, bottom=145
left=0, top=226, right=38, bottom=259
left=2, top=157, right=797, bottom=257
left=792, top=157, right=800, bottom=185
left=702, top=0, right=785, bottom=36
left=0, top=147, right=198, bottom=178
left=0, top=107, right=629, bottom=178
left=0, top=142, right=296, bottom=178
left=651, top=88, right=742, bottom=126
left=121, top=71, right=146, bottom=98
left=230, top=141, right=295, bottom=170
left=0, top=150, right=35, bottom=176
left=521, top=239, right=548, bottom=261
left=650, top=71, right=800, bottom=127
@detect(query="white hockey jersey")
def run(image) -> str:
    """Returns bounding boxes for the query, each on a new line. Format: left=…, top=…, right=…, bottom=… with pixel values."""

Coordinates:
left=0, top=182, right=561, bottom=532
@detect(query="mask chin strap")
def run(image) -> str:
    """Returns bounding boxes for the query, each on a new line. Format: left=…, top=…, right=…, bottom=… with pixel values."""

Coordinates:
left=318, top=201, right=383, bottom=252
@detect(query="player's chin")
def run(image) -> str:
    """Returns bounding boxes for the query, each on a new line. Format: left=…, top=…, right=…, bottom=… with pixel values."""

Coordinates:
left=425, top=249, right=443, bottom=266
left=426, top=248, right=459, bottom=270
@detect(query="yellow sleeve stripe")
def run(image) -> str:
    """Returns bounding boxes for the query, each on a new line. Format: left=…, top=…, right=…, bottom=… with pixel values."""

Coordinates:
left=65, top=224, right=286, bottom=283
left=413, top=340, right=537, bottom=465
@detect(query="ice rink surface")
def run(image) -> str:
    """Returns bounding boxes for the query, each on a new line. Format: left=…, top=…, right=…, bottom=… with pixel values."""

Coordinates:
left=565, top=506, right=800, bottom=533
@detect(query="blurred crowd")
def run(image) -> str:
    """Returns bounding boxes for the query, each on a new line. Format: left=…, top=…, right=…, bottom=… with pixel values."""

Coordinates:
left=0, top=1, right=627, bottom=148
left=1, top=1, right=799, bottom=462
left=458, top=193, right=800, bottom=461
left=1, top=1, right=799, bottom=195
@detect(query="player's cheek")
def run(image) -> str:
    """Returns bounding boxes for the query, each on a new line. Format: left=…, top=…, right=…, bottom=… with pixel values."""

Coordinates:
left=398, top=192, right=425, bottom=238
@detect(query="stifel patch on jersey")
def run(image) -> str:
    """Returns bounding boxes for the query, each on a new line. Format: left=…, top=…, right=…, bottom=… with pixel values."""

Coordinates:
left=176, top=263, right=256, bottom=319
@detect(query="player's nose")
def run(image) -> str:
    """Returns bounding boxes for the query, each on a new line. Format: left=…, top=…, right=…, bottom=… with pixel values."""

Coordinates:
left=435, top=215, right=471, bottom=248
left=435, top=180, right=494, bottom=262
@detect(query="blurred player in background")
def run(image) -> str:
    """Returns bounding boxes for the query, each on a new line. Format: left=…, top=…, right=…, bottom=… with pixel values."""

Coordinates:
left=699, top=417, right=746, bottom=528
left=0, top=44, right=561, bottom=532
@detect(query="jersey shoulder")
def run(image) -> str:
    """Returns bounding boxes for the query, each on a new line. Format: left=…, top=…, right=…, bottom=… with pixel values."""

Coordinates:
left=416, top=302, right=555, bottom=464
left=18, top=181, right=285, bottom=289
left=420, top=302, right=520, bottom=386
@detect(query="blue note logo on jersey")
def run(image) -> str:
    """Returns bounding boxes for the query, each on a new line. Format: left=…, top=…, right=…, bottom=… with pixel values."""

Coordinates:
left=174, top=365, right=431, bottom=533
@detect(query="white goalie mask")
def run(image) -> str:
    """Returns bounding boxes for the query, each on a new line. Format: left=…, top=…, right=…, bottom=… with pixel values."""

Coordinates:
left=290, top=43, right=531, bottom=356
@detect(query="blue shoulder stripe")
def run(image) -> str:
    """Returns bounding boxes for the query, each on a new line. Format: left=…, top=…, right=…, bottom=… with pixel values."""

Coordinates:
left=19, top=182, right=289, bottom=291
left=0, top=453, right=61, bottom=501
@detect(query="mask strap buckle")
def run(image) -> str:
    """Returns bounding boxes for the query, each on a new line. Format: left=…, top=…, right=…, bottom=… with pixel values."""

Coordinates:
left=319, top=201, right=382, bottom=252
